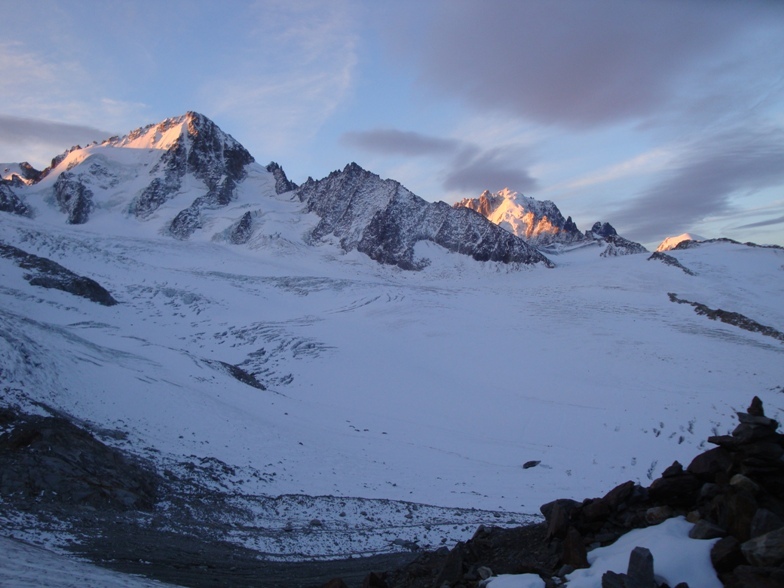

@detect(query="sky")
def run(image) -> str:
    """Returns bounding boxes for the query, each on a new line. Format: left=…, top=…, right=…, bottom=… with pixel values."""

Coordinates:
left=1, top=0, right=783, bottom=248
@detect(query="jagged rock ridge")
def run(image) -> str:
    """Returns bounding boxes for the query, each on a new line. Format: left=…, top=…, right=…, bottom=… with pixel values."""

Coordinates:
left=454, top=190, right=647, bottom=257
left=297, top=164, right=554, bottom=270
left=454, top=189, right=584, bottom=249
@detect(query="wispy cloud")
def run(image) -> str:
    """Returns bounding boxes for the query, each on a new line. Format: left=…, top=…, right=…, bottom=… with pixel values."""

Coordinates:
left=200, top=0, right=359, bottom=156
left=556, top=148, right=675, bottom=192
left=0, top=115, right=111, bottom=146
left=613, top=127, right=784, bottom=242
left=342, top=127, right=537, bottom=195
left=0, top=115, right=113, bottom=167
left=734, top=215, right=784, bottom=230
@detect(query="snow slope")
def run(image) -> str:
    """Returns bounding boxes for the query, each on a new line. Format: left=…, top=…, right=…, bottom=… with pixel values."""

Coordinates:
left=2, top=213, right=782, bottom=518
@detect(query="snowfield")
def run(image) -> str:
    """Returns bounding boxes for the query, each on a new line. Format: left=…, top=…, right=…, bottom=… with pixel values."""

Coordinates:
left=2, top=208, right=783, bottom=553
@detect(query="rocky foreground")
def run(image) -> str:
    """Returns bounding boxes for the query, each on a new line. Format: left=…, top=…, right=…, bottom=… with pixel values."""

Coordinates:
left=1, top=397, right=783, bottom=588
left=334, top=397, right=784, bottom=588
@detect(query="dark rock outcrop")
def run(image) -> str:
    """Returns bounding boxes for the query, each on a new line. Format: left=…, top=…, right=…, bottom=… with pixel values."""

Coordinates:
left=0, top=181, right=32, bottom=217
left=266, top=161, right=298, bottom=194
left=53, top=171, right=94, bottom=224
left=297, top=163, right=553, bottom=270
left=0, top=408, right=157, bottom=510
left=228, top=211, right=254, bottom=244
left=0, top=242, right=118, bottom=305
left=648, top=251, right=696, bottom=275
left=668, top=293, right=784, bottom=343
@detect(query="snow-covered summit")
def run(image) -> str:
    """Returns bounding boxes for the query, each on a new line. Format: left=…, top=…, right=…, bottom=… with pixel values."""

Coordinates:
left=453, top=188, right=584, bottom=248
left=656, top=233, right=706, bottom=252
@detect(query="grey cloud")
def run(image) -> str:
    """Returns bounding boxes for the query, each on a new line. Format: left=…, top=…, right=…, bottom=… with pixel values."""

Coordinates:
left=443, top=146, right=538, bottom=194
left=343, top=126, right=539, bottom=195
left=734, top=215, right=784, bottom=230
left=613, top=128, right=784, bottom=243
left=393, top=1, right=783, bottom=129
left=341, top=129, right=461, bottom=156
left=0, top=115, right=112, bottom=151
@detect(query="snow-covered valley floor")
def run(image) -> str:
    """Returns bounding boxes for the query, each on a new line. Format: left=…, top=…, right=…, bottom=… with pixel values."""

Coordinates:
left=1, top=211, right=783, bottom=568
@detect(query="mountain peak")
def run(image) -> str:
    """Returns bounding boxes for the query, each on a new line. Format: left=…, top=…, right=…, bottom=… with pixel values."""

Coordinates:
left=656, top=233, right=706, bottom=252
left=454, top=189, right=583, bottom=248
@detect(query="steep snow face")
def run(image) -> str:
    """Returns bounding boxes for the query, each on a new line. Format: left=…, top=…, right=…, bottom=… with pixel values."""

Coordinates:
left=656, top=233, right=706, bottom=252
left=454, top=189, right=584, bottom=247
left=299, top=166, right=553, bottom=269
left=3, top=112, right=272, bottom=238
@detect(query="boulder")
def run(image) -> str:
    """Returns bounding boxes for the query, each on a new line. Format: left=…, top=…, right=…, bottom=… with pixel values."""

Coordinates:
left=562, top=526, right=589, bottom=569
left=741, top=527, right=784, bottom=567
left=711, top=536, right=746, bottom=574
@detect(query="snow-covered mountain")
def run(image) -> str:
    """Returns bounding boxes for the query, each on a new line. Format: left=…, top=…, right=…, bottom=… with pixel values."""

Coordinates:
left=454, top=189, right=584, bottom=248
left=453, top=188, right=647, bottom=256
left=656, top=233, right=706, bottom=252
left=0, top=112, right=551, bottom=271
left=1, top=112, right=783, bottom=584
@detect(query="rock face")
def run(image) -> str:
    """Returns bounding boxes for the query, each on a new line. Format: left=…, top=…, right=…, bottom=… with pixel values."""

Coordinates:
left=0, top=242, right=118, bottom=306
left=53, top=171, right=95, bottom=224
left=266, top=161, right=298, bottom=194
left=0, top=182, right=32, bottom=217
left=297, top=164, right=553, bottom=270
left=647, top=251, right=696, bottom=275
left=367, top=397, right=784, bottom=588
left=1, top=161, right=43, bottom=185
left=668, top=292, right=784, bottom=343
left=453, top=189, right=585, bottom=250
left=587, top=222, right=648, bottom=257
left=0, top=408, right=157, bottom=510
left=228, top=211, right=254, bottom=244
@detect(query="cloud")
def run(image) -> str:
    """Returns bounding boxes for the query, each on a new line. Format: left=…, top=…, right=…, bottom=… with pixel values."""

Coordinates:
left=0, top=115, right=114, bottom=167
left=387, top=1, right=784, bottom=129
left=0, top=115, right=111, bottom=147
left=734, top=215, right=784, bottom=230
left=342, top=125, right=537, bottom=195
left=443, top=146, right=538, bottom=194
left=341, top=129, right=460, bottom=156
left=612, top=127, right=784, bottom=242
left=200, top=0, right=359, bottom=155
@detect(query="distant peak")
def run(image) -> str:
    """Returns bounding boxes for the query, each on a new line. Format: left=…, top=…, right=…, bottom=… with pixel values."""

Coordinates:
left=656, top=233, right=706, bottom=252
left=590, top=222, right=617, bottom=238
